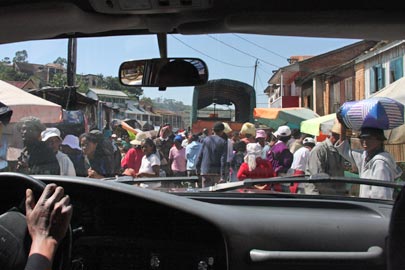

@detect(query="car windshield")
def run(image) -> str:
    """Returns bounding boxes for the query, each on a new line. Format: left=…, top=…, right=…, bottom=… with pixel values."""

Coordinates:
left=1, top=34, right=404, bottom=201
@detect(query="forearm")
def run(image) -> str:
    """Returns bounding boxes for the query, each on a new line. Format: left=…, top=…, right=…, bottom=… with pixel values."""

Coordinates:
left=137, top=172, right=158, bottom=177
left=25, top=254, right=52, bottom=270
left=28, top=238, right=58, bottom=268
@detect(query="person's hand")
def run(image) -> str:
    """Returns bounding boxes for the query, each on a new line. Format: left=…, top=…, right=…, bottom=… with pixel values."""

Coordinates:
left=25, top=183, right=73, bottom=263
left=123, top=168, right=136, bottom=177
left=88, top=168, right=104, bottom=179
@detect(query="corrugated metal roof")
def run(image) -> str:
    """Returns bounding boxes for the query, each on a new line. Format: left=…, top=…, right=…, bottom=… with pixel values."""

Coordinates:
left=88, top=88, right=128, bottom=98
left=127, top=105, right=147, bottom=114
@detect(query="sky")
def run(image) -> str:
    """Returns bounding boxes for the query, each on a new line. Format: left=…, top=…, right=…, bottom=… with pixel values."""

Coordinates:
left=0, top=34, right=360, bottom=107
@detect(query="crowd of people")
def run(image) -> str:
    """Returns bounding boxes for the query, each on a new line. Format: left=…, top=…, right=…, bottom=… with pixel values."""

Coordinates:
left=0, top=99, right=403, bottom=270
left=1, top=103, right=404, bottom=269
left=0, top=109, right=401, bottom=200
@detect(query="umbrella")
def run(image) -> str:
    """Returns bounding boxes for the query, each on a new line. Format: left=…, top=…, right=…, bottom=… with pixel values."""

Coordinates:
left=300, top=113, right=336, bottom=136
left=254, top=107, right=319, bottom=130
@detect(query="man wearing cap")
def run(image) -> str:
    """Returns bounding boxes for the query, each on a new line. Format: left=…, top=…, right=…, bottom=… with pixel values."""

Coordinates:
left=306, top=121, right=347, bottom=195
left=42, top=127, right=76, bottom=176
left=266, top=125, right=293, bottom=177
left=196, top=121, right=228, bottom=187
left=61, top=134, right=87, bottom=177
left=335, top=126, right=402, bottom=200
left=121, top=132, right=146, bottom=177
left=16, top=116, right=60, bottom=175
left=290, top=137, right=316, bottom=176
left=286, top=137, right=316, bottom=193
left=169, top=134, right=187, bottom=177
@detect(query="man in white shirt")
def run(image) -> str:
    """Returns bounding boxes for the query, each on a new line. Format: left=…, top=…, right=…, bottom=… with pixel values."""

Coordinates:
left=288, top=137, right=316, bottom=193
left=41, top=128, right=76, bottom=176
left=290, top=137, right=316, bottom=176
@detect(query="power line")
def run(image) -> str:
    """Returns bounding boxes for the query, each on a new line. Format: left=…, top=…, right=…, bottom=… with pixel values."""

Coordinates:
left=233, top=34, right=288, bottom=60
left=256, top=71, right=266, bottom=91
left=170, top=35, right=254, bottom=68
left=207, top=34, right=280, bottom=68
left=257, top=65, right=273, bottom=76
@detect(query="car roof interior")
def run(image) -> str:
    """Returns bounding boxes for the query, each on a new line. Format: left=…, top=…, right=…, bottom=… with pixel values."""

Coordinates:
left=1, top=0, right=405, bottom=46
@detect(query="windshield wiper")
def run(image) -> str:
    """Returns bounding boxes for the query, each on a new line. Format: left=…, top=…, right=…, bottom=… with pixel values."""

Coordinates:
left=198, top=174, right=405, bottom=192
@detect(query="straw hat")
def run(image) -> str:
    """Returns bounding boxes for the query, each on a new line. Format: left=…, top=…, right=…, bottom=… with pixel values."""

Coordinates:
left=240, top=122, right=256, bottom=136
left=330, top=121, right=342, bottom=135
left=223, top=122, right=233, bottom=134
left=130, top=132, right=148, bottom=145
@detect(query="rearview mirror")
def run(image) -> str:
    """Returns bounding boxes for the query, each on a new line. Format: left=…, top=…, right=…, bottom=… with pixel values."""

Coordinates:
left=119, top=58, right=209, bottom=88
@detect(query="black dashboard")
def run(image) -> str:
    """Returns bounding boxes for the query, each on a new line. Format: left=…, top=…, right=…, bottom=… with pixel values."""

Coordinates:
left=27, top=175, right=393, bottom=270
left=68, top=185, right=226, bottom=270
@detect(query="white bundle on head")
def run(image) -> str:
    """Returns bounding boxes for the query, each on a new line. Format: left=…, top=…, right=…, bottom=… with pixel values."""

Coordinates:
left=244, top=143, right=262, bottom=171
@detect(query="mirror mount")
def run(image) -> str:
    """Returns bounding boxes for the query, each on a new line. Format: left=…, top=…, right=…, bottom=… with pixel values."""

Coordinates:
left=157, top=33, right=167, bottom=59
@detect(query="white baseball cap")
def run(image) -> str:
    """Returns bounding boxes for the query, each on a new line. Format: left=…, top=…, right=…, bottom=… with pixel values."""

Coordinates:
left=61, top=134, right=81, bottom=150
left=303, top=137, right=316, bottom=145
left=41, top=127, right=61, bottom=142
left=274, top=125, right=291, bottom=137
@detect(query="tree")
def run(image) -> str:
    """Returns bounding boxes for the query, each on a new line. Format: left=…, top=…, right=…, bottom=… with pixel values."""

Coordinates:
left=48, top=73, right=66, bottom=87
left=140, top=97, right=153, bottom=106
left=1, top=57, right=10, bottom=64
left=102, top=76, right=122, bottom=90
left=0, top=61, right=30, bottom=81
left=53, top=57, right=67, bottom=67
left=48, top=72, right=89, bottom=92
left=101, top=75, right=143, bottom=98
left=123, top=85, right=143, bottom=98
left=13, top=50, right=28, bottom=63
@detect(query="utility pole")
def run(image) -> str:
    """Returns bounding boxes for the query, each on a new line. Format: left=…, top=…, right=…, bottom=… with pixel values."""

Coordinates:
left=66, top=37, right=77, bottom=110
left=252, top=59, right=259, bottom=89
left=67, top=37, right=77, bottom=87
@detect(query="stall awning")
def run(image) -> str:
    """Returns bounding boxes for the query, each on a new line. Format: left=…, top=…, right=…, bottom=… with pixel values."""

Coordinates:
left=300, top=113, right=336, bottom=136
left=0, top=80, right=62, bottom=123
left=254, top=107, right=319, bottom=130
left=372, top=77, right=405, bottom=144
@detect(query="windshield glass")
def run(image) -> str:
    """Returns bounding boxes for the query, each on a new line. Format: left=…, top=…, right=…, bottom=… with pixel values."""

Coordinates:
left=0, top=34, right=403, bottom=200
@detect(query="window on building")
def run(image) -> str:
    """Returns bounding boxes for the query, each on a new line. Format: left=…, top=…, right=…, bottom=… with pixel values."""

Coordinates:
left=329, top=82, right=341, bottom=113
left=370, top=64, right=385, bottom=93
left=389, top=57, right=403, bottom=83
left=303, top=95, right=311, bottom=108
left=344, top=77, right=354, bottom=101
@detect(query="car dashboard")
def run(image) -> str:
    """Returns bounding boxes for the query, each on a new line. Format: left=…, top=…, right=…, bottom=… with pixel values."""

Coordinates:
left=68, top=185, right=226, bottom=270
left=30, top=176, right=392, bottom=270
